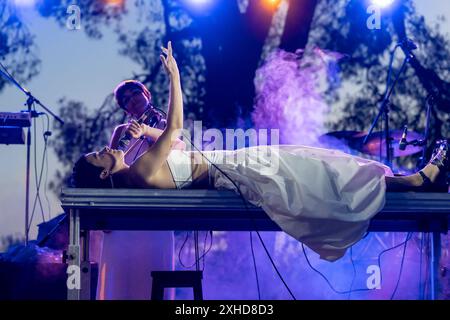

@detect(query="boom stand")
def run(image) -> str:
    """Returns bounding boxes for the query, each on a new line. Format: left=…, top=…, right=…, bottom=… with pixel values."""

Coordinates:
left=364, top=54, right=411, bottom=168
left=417, top=94, right=435, bottom=170
left=0, top=65, right=64, bottom=245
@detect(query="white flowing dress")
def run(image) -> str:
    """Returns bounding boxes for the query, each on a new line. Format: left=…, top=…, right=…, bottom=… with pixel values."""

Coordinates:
left=197, top=145, right=393, bottom=261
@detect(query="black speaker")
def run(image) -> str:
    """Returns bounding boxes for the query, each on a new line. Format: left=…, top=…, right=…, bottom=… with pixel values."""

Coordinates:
left=0, top=126, right=25, bottom=145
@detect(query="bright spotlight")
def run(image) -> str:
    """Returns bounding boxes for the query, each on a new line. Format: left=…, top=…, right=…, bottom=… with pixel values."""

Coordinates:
left=262, top=0, right=282, bottom=10
left=371, top=0, right=395, bottom=8
left=103, top=0, right=125, bottom=6
left=185, top=0, right=214, bottom=7
left=182, top=0, right=217, bottom=14
left=13, top=0, right=37, bottom=7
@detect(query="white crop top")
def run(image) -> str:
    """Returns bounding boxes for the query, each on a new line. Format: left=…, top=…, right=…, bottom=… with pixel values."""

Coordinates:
left=166, top=150, right=193, bottom=189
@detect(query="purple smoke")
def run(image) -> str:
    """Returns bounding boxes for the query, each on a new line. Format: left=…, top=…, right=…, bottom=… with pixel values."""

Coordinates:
left=252, top=48, right=341, bottom=146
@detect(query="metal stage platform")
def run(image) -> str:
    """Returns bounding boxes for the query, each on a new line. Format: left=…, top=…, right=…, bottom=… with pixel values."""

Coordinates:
left=60, top=188, right=450, bottom=300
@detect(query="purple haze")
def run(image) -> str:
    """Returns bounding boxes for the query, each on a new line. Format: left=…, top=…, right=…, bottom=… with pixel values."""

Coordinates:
left=252, top=48, right=339, bottom=146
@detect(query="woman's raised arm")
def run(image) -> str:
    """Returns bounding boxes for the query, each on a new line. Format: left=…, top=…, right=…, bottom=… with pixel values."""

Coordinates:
left=129, top=41, right=184, bottom=185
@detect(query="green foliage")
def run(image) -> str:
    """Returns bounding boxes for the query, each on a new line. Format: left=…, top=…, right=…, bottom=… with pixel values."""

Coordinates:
left=309, top=0, right=449, bottom=140
left=32, top=0, right=206, bottom=191
left=37, top=0, right=126, bottom=39
left=115, top=0, right=206, bottom=115
left=48, top=94, right=125, bottom=192
left=0, top=2, right=41, bottom=92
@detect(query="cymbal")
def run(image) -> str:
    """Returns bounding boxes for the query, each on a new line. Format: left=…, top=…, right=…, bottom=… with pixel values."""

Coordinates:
left=355, top=130, right=424, bottom=157
left=319, top=131, right=366, bottom=141
left=319, top=131, right=367, bottom=153
left=319, top=131, right=367, bottom=145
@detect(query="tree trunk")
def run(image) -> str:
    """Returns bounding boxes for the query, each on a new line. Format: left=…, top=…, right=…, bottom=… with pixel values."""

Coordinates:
left=280, top=0, right=318, bottom=52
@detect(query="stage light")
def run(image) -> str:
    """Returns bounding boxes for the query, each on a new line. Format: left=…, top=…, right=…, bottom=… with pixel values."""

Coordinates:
left=103, top=0, right=125, bottom=6
left=371, top=0, right=395, bottom=8
left=262, top=0, right=282, bottom=10
left=13, top=0, right=37, bottom=7
left=182, top=0, right=217, bottom=14
left=185, top=0, right=214, bottom=7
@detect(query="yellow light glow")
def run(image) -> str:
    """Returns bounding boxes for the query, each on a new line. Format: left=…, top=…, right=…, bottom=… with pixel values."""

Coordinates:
left=103, top=0, right=125, bottom=6
left=262, top=0, right=282, bottom=10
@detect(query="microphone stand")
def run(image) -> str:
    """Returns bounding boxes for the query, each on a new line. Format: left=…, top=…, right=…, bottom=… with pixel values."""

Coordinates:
left=364, top=46, right=412, bottom=168
left=417, top=94, right=435, bottom=170
left=0, top=63, right=64, bottom=245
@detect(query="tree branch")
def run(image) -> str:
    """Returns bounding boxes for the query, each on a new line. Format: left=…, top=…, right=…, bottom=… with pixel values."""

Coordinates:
left=392, top=3, right=450, bottom=113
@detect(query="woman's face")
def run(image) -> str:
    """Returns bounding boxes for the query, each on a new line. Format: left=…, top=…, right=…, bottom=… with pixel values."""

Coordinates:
left=85, top=146, right=125, bottom=177
left=121, top=88, right=150, bottom=119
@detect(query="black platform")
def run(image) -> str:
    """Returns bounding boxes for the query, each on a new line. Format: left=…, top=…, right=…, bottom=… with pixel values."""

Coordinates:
left=61, top=189, right=450, bottom=232
left=60, top=188, right=450, bottom=300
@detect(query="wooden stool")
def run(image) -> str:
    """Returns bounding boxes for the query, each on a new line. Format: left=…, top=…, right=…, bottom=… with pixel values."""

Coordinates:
left=151, top=271, right=203, bottom=300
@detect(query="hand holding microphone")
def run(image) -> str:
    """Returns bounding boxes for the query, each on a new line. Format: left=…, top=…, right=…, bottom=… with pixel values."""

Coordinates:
left=117, top=104, right=167, bottom=151
left=126, top=119, right=146, bottom=139
left=118, top=119, right=146, bottom=150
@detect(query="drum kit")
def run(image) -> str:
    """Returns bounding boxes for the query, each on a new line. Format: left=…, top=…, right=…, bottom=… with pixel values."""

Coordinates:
left=317, top=39, right=446, bottom=171
left=319, top=128, right=449, bottom=193
left=319, top=129, right=426, bottom=159
left=320, top=125, right=448, bottom=190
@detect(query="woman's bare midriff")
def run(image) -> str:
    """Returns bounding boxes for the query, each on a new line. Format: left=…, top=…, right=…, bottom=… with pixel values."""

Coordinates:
left=142, top=151, right=210, bottom=189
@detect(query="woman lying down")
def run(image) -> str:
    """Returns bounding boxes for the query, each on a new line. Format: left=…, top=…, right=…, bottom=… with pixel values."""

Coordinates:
left=71, top=42, right=447, bottom=262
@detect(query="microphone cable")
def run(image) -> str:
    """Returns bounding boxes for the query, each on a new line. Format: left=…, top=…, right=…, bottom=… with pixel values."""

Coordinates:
left=301, top=232, right=413, bottom=297
left=178, top=230, right=213, bottom=271
left=250, top=231, right=261, bottom=300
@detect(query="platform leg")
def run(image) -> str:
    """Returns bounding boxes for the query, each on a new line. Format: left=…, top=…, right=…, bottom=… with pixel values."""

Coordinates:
left=80, top=230, right=91, bottom=300
left=429, top=232, right=441, bottom=300
left=67, top=209, right=80, bottom=300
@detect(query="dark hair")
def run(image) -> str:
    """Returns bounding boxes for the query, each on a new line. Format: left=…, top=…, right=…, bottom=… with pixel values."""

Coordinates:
left=114, top=80, right=151, bottom=110
left=71, top=155, right=113, bottom=188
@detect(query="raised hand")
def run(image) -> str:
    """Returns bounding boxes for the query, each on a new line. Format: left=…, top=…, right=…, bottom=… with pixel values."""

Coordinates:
left=160, top=41, right=180, bottom=78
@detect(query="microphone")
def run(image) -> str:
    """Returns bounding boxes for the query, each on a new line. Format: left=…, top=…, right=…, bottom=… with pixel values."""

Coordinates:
left=117, top=104, right=167, bottom=151
left=117, top=124, right=139, bottom=151
left=399, top=125, right=408, bottom=151
left=118, top=105, right=153, bottom=151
